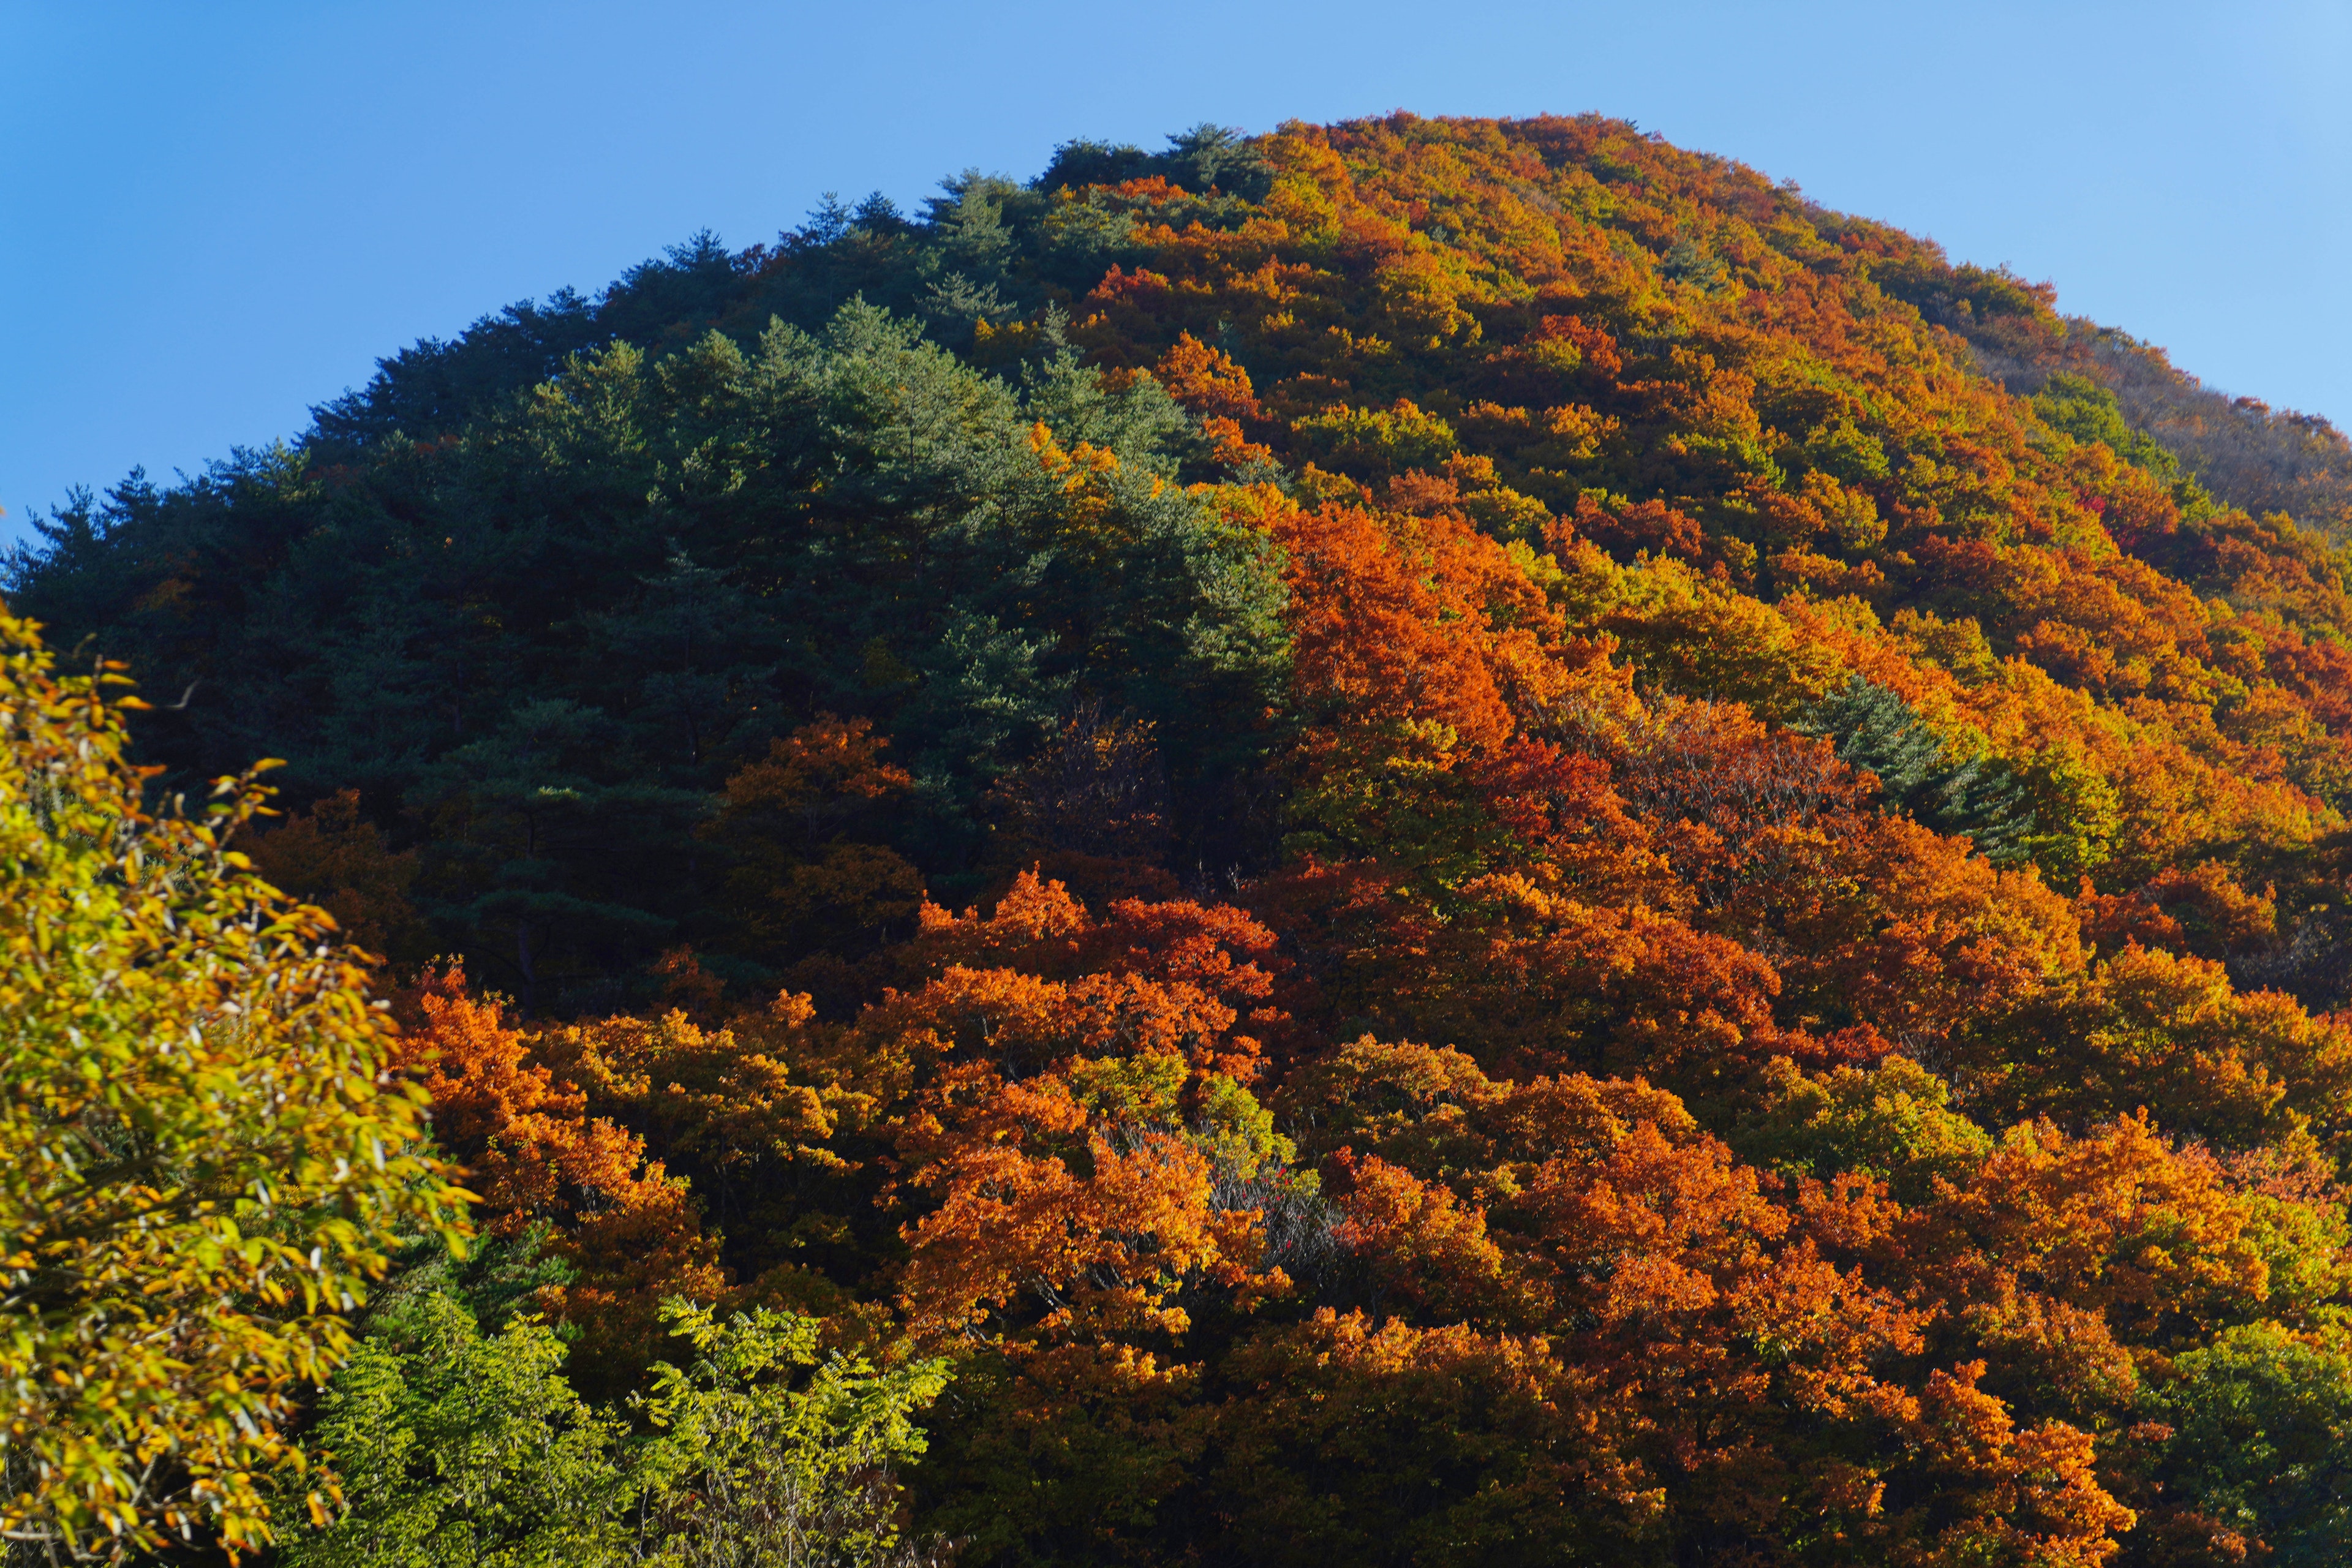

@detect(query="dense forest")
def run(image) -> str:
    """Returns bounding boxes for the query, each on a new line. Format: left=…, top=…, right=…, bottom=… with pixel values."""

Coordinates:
left=13, top=111, right=2352, bottom=1564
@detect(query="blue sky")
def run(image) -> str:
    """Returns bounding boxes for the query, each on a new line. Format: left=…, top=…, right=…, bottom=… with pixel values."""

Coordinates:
left=3, top=1, right=2346, bottom=540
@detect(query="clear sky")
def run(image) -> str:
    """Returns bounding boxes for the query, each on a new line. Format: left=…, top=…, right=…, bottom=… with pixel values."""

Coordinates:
left=3, top=1, right=2346, bottom=541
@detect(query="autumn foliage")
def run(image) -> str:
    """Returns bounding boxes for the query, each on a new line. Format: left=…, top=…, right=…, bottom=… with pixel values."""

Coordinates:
left=22, top=113, right=2352, bottom=1565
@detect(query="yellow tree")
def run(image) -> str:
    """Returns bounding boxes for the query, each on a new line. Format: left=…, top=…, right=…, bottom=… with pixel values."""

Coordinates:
left=0, top=612, right=466, bottom=1561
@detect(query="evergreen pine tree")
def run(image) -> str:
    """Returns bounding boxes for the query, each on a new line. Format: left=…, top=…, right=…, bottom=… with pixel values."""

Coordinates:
left=1800, top=677, right=2036, bottom=864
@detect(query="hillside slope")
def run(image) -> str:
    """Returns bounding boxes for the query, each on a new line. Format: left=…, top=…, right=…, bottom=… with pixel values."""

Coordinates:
left=15, top=114, right=2352, bottom=1566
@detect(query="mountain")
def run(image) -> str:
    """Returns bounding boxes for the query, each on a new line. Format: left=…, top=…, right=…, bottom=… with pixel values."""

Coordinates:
left=15, top=113, right=2352, bottom=1566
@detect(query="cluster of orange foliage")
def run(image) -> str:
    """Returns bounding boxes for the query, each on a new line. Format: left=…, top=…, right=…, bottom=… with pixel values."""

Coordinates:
left=388, top=690, right=2349, bottom=1561
left=1065, top=116, right=2352, bottom=903
left=355, top=116, right=2352, bottom=1564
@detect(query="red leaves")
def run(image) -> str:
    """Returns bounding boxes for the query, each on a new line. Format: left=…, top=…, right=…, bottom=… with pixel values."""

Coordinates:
left=1279, top=1036, right=2166, bottom=1561
left=1572, top=492, right=1705, bottom=562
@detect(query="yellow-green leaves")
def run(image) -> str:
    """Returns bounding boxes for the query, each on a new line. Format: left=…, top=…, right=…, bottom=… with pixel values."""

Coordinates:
left=279, top=1294, right=633, bottom=1568
left=0, top=612, right=467, bottom=1560
left=630, top=1300, right=951, bottom=1567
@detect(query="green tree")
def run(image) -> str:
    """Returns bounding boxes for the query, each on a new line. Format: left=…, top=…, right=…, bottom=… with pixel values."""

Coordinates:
left=1735, top=1054, right=1994, bottom=1205
left=419, top=699, right=702, bottom=1012
left=629, top=1302, right=952, bottom=1568
left=6, top=298, right=1289, bottom=992
left=1800, top=676, right=2037, bottom=865
left=589, top=552, right=781, bottom=777
left=281, top=1294, right=635, bottom=1568
left=278, top=1295, right=951, bottom=1568
left=2032, top=372, right=2180, bottom=479
left=2149, top=1322, right=2352, bottom=1564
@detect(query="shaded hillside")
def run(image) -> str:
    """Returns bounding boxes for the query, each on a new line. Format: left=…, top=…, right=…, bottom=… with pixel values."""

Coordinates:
left=16, top=114, right=2352, bottom=1567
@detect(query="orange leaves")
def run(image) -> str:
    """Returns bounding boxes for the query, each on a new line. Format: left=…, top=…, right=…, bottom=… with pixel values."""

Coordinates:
left=890, top=871, right=1285, bottom=1079
left=1153, top=332, right=1265, bottom=426
left=1057, top=107, right=2352, bottom=989
left=1915, top=1114, right=2267, bottom=1333
left=1789, top=811, right=2082, bottom=1048
left=1464, top=735, right=1660, bottom=899
left=722, top=712, right=913, bottom=812
left=1270, top=1034, right=2146, bottom=1561
left=899, top=1126, right=1219, bottom=1341
left=399, top=967, right=698, bottom=1246
left=919, top=862, right=1092, bottom=952
left=1265, top=484, right=1611, bottom=885
left=920, top=868, right=1280, bottom=994
left=1604, top=693, right=1869, bottom=914
left=702, top=714, right=923, bottom=967
left=1048, top=109, right=2352, bottom=930
left=1894, top=1363, right=2136, bottom=1568
left=1151, top=333, right=1278, bottom=467
left=1294, top=1036, right=1913, bottom=1359
left=398, top=961, right=584, bottom=1169
left=394, top=964, right=725, bottom=1380
left=1027, top=420, right=1123, bottom=496
left=1264, top=843, right=1790, bottom=1085
left=1520, top=1116, right=1789, bottom=1313
left=1326, top=1151, right=1512, bottom=1319
left=840, top=873, right=1299, bottom=1348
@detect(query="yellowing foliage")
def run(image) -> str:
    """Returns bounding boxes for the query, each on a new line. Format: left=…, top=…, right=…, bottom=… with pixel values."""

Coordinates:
left=0, top=614, right=464, bottom=1559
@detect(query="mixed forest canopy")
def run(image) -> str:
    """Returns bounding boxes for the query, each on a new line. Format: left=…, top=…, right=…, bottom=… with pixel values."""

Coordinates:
left=13, top=111, right=2352, bottom=1565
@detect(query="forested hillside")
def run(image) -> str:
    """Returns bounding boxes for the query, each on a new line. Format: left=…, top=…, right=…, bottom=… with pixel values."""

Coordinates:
left=15, top=112, right=2352, bottom=1565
